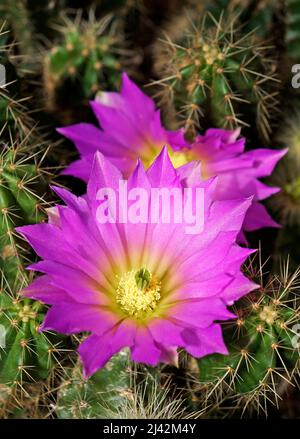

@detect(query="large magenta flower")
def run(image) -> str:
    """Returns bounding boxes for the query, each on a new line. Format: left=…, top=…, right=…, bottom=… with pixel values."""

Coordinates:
left=17, top=149, right=257, bottom=378
left=57, top=74, right=286, bottom=236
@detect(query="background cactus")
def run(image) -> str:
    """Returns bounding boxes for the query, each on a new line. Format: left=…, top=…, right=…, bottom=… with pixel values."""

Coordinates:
left=0, top=24, right=34, bottom=140
left=0, top=1, right=33, bottom=59
left=56, top=351, right=135, bottom=419
left=189, top=0, right=282, bottom=37
left=153, top=11, right=279, bottom=141
left=42, top=10, right=128, bottom=117
left=266, top=112, right=300, bottom=268
left=189, top=257, right=300, bottom=417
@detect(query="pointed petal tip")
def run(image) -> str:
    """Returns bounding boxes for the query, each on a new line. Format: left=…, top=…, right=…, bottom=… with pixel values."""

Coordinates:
left=91, top=150, right=105, bottom=168
left=56, top=126, right=65, bottom=134
left=250, top=281, right=261, bottom=292
left=121, top=71, right=130, bottom=82
left=278, top=147, right=289, bottom=158
left=158, top=145, right=173, bottom=162
left=49, top=184, right=61, bottom=194
left=39, top=321, right=47, bottom=332
left=15, top=225, right=29, bottom=237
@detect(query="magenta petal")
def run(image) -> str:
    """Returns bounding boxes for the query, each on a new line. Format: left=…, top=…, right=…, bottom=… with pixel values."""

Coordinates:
left=245, top=148, right=288, bottom=177
left=50, top=185, right=87, bottom=212
left=57, top=124, right=102, bottom=155
left=28, top=260, right=109, bottom=305
left=16, top=224, right=71, bottom=263
left=41, top=303, right=118, bottom=335
left=148, top=318, right=185, bottom=346
left=243, top=202, right=280, bottom=231
left=87, top=151, right=123, bottom=202
left=61, top=156, right=93, bottom=181
left=127, top=159, right=150, bottom=191
left=166, top=128, right=189, bottom=150
left=147, top=147, right=179, bottom=187
left=177, top=161, right=203, bottom=187
left=158, top=347, right=179, bottom=367
left=120, top=72, right=155, bottom=120
left=223, top=272, right=259, bottom=304
left=131, top=327, right=161, bottom=366
left=184, top=324, right=228, bottom=358
left=78, top=334, right=116, bottom=379
left=171, top=299, right=235, bottom=329
left=21, top=275, right=69, bottom=305
left=79, top=319, right=136, bottom=378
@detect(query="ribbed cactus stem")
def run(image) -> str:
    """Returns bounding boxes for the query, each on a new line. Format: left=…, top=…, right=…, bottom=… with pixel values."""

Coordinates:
left=191, top=258, right=300, bottom=417
left=154, top=12, right=279, bottom=142
left=43, top=10, right=125, bottom=111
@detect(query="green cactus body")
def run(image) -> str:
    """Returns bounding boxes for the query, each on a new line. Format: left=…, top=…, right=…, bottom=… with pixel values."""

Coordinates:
left=155, top=13, right=279, bottom=141
left=44, top=12, right=123, bottom=107
left=194, top=265, right=300, bottom=416
left=0, top=266, right=68, bottom=421
left=0, top=146, right=65, bottom=410
left=56, top=353, right=190, bottom=419
left=0, top=26, right=33, bottom=138
left=0, top=289, right=59, bottom=384
left=56, top=351, right=133, bottom=419
left=0, top=145, right=45, bottom=283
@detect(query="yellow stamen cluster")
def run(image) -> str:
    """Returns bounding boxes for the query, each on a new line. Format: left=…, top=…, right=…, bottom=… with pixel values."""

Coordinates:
left=259, top=305, right=278, bottom=325
left=167, top=147, right=191, bottom=168
left=116, top=269, right=161, bottom=320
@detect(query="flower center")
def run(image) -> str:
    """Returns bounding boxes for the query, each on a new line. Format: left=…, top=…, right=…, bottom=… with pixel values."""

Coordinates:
left=116, top=268, right=161, bottom=320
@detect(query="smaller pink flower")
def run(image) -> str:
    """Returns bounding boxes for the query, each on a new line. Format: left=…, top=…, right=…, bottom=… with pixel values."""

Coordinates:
left=190, top=128, right=287, bottom=235
left=57, top=73, right=286, bottom=236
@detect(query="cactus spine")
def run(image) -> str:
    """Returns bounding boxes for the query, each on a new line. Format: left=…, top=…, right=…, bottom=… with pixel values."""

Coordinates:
left=55, top=351, right=194, bottom=419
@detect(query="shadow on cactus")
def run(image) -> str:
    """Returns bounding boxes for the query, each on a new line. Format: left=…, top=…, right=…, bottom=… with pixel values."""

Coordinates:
left=153, top=12, right=280, bottom=141
left=190, top=256, right=300, bottom=417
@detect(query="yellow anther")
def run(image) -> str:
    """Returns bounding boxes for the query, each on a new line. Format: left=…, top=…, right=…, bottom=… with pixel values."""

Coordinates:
left=116, top=269, right=161, bottom=320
